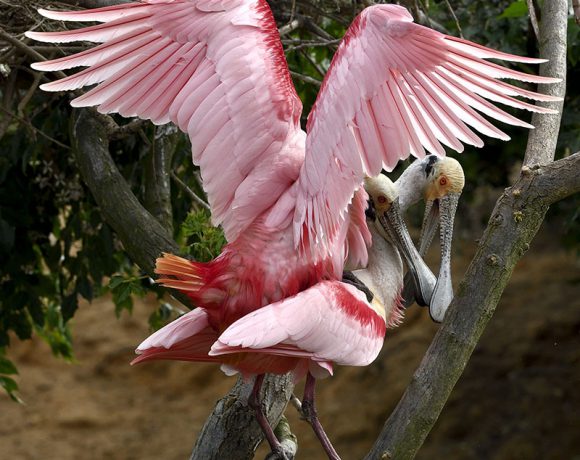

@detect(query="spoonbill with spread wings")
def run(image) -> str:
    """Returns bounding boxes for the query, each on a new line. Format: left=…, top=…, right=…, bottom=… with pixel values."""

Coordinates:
left=27, top=0, right=559, bottom=457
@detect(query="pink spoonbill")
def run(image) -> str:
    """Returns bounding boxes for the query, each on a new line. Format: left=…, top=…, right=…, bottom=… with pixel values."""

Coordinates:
left=27, top=0, right=560, bottom=457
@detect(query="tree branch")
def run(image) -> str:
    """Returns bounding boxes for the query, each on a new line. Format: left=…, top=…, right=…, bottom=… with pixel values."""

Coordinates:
left=170, top=171, right=211, bottom=211
left=71, top=109, right=178, bottom=275
left=191, top=374, right=294, bottom=460
left=365, top=151, right=580, bottom=460
left=58, top=0, right=131, bottom=7
left=144, top=124, right=178, bottom=233
left=523, top=0, right=567, bottom=166
left=365, top=2, right=569, bottom=457
left=530, top=152, right=580, bottom=206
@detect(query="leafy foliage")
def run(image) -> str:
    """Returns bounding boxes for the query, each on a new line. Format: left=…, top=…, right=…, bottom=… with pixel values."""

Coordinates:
left=0, top=349, right=21, bottom=402
left=178, top=210, right=227, bottom=263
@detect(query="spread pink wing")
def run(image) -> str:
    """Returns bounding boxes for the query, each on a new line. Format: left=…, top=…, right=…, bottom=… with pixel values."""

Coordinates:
left=294, top=4, right=560, bottom=255
left=209, top=280, right=386, bottom=368
left=26, top=0, right=303, bottom=242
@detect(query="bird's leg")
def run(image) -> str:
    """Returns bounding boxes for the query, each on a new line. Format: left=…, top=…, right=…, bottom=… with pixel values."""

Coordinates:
left=301, top=373, right=341, bottom=460
left=248, top=374, right=288, bottom=460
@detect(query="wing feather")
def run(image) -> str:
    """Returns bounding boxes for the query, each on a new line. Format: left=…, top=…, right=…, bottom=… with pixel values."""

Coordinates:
left=210, top=281, right=386, bottom=367
left=295, top=4, right=560, bottom=256
left=27, top=0, right=302, bottom=242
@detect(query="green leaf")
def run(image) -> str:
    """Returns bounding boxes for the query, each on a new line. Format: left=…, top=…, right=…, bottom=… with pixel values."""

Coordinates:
left=178, top=210, right=225, bottom=262
left=61, top=293, right=79, bottom=322
left=0, top=356, right=18, bottom=375
left=0, top=375, right=23, bottom=403
left=35, top=302, right=74, bottom=360
left=112, top=282, right=134, bottom=317
left=498, top=1, right=527, bottom=19
left=109, top=274, right=147, bottom=318
left=108, top=275, right=126, bottom=290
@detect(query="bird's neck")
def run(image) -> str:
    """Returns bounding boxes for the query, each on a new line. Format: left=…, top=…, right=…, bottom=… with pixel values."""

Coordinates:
left=353, top=225, right=404, bottom=327
left=395, top=161, right=426, bottom=211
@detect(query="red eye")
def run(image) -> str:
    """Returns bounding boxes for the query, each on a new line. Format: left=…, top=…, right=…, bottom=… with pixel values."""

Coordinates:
left=378, top=195, right=387, bottom=204
left=439, top=177, right=448, bottom=186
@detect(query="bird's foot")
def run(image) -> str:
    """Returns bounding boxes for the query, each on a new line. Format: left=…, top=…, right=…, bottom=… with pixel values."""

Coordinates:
left=265, top=415, right=297, bottom=460
left=265, top=444, right=294, bottom=460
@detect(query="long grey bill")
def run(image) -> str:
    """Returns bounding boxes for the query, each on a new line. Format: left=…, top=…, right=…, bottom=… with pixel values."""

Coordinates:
left=378, top=198, right=436, bottom=307
left=428, top=193, right=460, bottom=322
left=402, top=199, right=440, bottom=307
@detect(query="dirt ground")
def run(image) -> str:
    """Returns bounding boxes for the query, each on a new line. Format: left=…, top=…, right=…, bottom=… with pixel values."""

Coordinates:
left=1, top=226, right=579, bottom=460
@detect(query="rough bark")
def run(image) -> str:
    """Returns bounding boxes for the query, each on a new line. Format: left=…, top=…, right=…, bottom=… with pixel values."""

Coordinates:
left=523, top=0, right=568, bottom=166
left=144, top=124, right=178, bottom=233
left=72, top=109, right=179, bottom=275
left=191, top=375, right=294, bottom=460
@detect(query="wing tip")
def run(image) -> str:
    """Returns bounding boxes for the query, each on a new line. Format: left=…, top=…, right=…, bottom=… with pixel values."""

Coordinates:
left=37, top=8, right=75, bottom=21
left=38, top=81, right=64, bottom=92
left=24, top=30, right=46, bottom=42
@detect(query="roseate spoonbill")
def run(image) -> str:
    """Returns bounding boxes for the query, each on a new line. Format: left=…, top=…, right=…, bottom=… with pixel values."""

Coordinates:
left=135, top=174, right=413, bottom=460
left=27, top=0, right=559, bottom=457
left=396, top=155, right=466, bottom=320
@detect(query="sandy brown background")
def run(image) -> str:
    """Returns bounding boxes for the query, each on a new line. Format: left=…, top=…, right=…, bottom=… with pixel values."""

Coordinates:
left=2, top=228, right=579, bottom=460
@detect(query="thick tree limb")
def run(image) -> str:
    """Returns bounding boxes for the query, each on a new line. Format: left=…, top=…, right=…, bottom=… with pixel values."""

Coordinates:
left=365, top=151, right=580, bottom=460
left=365, top=2, right=569, bottom=458
left=523, top=0, right=567, bottom=166
left=71, top=109, right=178, bottom=275
left=191, top=374, right=294, bottom=460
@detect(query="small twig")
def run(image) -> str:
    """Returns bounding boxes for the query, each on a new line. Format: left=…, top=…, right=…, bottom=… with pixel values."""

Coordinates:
left=279, top=18, right=302, bottom=36
left=526, top=0, right=541, bottom=42
left=299, top=49, right=326, bottom=78
left=443, top=0, right=463, bottom=38
left=285, top=38, right=341, bottom=54
left=289, top=70, right=321, bottom=87
left=170, top=170, right=210, bottom=211
left=0, top=28, right=67, bottom=80
left=289, top=394, right=303, bottom=413
left=17, top=71, right=42, bottom=117
left=137, top=127, right=152, bottom=147
left=295, top=0, right=351, bottom=26
left=0, top=105, right=70, bottom=149
left=29, top=46, right=87, bottom=54
left=109, top=119, right=150, bottom=141
left=414, top=0, right=432, bottom=28
left=303, top=19, right=338, bottom=50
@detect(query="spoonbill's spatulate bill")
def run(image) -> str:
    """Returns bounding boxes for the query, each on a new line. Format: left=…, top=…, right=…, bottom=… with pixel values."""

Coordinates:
left=397, top=155, right=465, bottom=321
left=27, top=0, right=560, bottom=457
